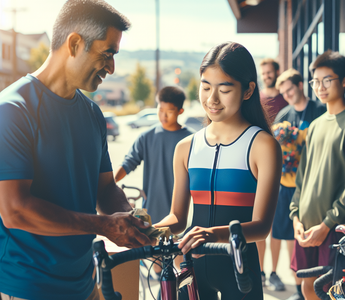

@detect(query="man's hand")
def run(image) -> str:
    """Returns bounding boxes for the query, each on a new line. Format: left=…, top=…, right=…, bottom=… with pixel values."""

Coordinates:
left=101, top=212, right=152, bottom=248
left=299, top=222, right=330, bottom=248
left=293, top=216, right=305, bottom=245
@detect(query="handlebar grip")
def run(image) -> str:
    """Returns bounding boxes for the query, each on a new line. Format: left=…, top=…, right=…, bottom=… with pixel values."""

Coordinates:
left=314, top=268, right=334, bottom=300
left=229, top=220, right=253, bottom=294
left=109, top=246, right=150, bottom=267
left=102, top=270, right=122, bottom=300
left=92, top=241, right=153, bottom=300
left=296, top=266, right=333, bottom=300
left=191, top=243, right=230, bottom=255
left=296, top=266, right=332, bottom=278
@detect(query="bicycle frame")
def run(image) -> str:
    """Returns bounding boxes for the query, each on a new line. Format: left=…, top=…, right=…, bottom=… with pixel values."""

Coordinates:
left=93, top=220, right=252, bottom=300
left=159, top=244, right=199, bottom=300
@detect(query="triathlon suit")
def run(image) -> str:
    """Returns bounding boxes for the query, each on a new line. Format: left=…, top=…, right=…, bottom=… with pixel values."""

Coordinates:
left=182, top=126, right=263, bottom=300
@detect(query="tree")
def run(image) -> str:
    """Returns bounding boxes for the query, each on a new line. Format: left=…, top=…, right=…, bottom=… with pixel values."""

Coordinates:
left=179, top=70, right=195, bottom=89
left=187, top=77, right=199, bottom=101
left=127, top=63, right=154, bottom=105
left=27, top=42, right=49, bottom=71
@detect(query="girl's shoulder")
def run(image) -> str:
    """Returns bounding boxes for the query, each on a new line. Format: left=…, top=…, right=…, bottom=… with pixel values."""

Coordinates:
left=176, top=133, right=194, bottom=151
left=252, top=130, right=281, bottom=156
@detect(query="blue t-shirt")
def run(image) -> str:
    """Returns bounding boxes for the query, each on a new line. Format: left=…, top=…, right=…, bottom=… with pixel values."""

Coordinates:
left=0, top=75, right=112, bottom=300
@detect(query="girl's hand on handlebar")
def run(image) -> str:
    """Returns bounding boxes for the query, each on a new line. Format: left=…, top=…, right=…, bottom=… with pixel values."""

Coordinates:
left=178, top=226, right=217, bottom=257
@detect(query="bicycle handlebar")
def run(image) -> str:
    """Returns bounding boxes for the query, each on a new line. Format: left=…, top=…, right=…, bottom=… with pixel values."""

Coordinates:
left=296, top=266, right=333, bottom=300
left=121, top=184, right=147, bottom=201
left=93, top=221, right=252, bottom=300
left=229, top=220, right=253, bottom=294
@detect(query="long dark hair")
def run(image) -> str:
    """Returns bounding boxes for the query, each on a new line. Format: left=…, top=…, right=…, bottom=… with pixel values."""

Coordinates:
left=200, top=42, right=272, bottom=135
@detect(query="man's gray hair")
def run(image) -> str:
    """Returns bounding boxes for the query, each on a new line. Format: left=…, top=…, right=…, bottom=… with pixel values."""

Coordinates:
left=51, top=0, right=131, bottom=52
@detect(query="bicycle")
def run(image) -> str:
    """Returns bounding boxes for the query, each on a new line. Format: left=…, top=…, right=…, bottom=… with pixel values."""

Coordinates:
left=93, top=220, right=253, bottom=300
left=296, top=224, right=345, bottom=300
left=121, top=184, right=147, bottom=208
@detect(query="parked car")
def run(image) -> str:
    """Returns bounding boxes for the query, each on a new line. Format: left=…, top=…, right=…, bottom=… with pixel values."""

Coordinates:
left=184, top=116, right=205, bottom=132
left=103, top=112, right=119, bottom=141
left=127, top=108, right=159, bottom=129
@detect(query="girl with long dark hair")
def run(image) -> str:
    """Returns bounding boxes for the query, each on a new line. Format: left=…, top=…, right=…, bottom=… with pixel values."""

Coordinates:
left=155, top=42, right=282, bottom=299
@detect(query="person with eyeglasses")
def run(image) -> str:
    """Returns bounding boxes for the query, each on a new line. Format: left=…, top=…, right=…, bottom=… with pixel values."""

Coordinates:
left=272, top=68, right=326, bottom=300
left=289, top=50, right=345, bottom=300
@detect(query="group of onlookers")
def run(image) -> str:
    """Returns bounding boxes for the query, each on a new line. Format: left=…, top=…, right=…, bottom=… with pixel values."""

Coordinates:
left=256, top=53, right=345, bottom=300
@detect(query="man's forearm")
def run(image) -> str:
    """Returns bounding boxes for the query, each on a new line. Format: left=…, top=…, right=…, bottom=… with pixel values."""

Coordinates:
left=97, top=181, right=132, bottom=215
left=3, top=193, right=108, bottom=236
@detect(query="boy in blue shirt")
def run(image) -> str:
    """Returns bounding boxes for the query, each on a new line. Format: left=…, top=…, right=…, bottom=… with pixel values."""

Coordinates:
left=115, top=86, right=195, bottom=224
left=115, top=86, right=195, bottom=276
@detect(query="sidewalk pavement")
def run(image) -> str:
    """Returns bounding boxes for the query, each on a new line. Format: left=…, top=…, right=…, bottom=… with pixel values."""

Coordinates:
left=262, top=235, right=296, bottom=300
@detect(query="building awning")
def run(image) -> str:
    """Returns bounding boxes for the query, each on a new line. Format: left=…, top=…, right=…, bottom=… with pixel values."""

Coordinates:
left=227, top=0, right=279, bottom=33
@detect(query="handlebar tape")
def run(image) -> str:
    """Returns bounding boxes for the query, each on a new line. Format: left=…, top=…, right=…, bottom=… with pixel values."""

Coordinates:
left=297, top=266, right=333, bottom=300
left=229, top=220, right=253, bottom=294
left=191, top=243, right=230, bottom=255
left=314, top=268, right=334, bottom=300
left=102, top=270, right=122, bottom=300
left=296, top=265, right=333, bottom=278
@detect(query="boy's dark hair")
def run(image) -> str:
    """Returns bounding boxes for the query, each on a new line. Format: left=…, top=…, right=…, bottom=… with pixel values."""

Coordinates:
left=309, top=50, right=345, bottom=81
left=260, top=58, right=280, bottom=72
left=157, top=86, right=186, bottom=110
left=51, top=0, right=131, bottom=52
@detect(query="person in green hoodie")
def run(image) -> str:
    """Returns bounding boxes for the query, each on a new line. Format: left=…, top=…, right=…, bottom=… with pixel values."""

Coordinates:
left=289, top=50, right=345, bottom=300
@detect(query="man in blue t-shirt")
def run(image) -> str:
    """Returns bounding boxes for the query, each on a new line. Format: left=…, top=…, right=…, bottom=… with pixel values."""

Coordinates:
left=0, top=1, right=151, bottom=300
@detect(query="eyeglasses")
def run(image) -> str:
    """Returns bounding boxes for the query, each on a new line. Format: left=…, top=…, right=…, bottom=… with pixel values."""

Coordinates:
left=309, top=77, right=339, bottom=89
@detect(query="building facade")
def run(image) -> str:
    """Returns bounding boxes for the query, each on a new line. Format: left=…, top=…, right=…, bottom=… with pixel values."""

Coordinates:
left=227, top=0, right=345, bottom=99
left=0, top=29, right=50, bottom=91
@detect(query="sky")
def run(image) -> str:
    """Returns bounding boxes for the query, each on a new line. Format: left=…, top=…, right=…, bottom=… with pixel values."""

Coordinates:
left=0, top=0, right=279, bottom=57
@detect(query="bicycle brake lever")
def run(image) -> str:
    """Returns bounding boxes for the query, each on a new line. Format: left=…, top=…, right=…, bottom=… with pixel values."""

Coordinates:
left=93, top=252, right=103, bottom=288
left=230, top=235, right=244, bottom=274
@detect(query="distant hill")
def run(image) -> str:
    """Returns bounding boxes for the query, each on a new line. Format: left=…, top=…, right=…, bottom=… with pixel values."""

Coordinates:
left=102, top=49, right=266, bottom=97
left=112, top=49, right=205, bottom=81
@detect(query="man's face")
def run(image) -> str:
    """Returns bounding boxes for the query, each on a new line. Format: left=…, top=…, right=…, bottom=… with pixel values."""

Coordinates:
left=260, top=63, right=278, bottom=88
left=279, top=79, right=303, bottom=106
left=72, top=27, right=122, bottom=92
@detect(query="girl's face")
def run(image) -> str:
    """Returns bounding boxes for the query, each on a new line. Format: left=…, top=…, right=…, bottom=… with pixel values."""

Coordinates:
left=199, top=66, right=244, bottom=124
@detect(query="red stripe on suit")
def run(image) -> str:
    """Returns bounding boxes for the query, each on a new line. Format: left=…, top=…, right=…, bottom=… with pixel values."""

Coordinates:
left=191, top=190, right=255, bottom=207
